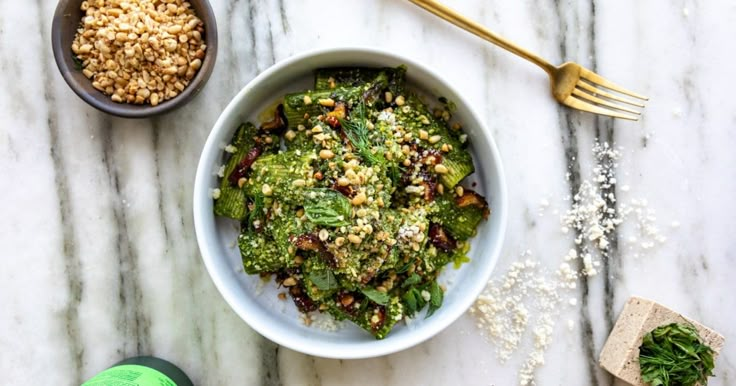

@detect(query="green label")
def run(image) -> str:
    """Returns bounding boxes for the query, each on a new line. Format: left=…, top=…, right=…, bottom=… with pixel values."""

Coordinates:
left=82, top=364, right=177, bottom=386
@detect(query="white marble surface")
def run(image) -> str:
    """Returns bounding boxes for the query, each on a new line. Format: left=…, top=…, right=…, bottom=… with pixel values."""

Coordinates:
left=1, top=0, right=734, bottom=385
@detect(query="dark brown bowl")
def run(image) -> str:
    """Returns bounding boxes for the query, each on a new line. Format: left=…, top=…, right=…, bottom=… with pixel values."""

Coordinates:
left=51, top=0, right=218, bottom=118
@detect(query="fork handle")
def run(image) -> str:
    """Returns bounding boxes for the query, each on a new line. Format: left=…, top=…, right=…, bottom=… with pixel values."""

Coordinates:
left=408, top=0, right=556, bottom=74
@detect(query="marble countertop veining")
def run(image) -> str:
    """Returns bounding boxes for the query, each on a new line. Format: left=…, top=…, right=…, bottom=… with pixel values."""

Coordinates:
left=1, top=0, right=734, bottom=385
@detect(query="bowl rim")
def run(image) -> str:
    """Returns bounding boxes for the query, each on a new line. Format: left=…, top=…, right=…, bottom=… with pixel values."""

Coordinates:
left=50, top=0, right=218, bottom=118
left=193, top=46, right=508, bottom=358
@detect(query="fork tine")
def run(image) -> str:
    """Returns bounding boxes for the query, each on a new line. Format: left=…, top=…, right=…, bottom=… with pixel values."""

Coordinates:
left=576, top=81, right=646, bottom=107
left=572, top=89, right=641, bottom=115
left=579, top=68, right=649, bottom=100
left=563, top=95, right=640, bottom=120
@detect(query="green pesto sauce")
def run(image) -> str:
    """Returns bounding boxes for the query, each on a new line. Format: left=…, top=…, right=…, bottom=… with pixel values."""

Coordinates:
left=213, top=66, right=490, bottom=339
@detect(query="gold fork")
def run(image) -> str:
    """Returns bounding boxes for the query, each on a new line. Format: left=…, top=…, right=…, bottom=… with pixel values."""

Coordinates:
left=409, top=0, right=648, bottom=120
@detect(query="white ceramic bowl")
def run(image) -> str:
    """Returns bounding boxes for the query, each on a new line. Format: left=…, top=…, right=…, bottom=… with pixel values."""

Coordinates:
left=193, top=47, right=507, bottom=359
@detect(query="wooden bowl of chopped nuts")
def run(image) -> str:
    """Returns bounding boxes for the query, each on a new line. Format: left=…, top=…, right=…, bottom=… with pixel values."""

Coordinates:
left=52, top=0, right=217, bottom=118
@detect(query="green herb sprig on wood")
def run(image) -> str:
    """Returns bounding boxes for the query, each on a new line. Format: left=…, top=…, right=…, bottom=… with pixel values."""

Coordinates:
left=639, top=323, right=715, bottom=386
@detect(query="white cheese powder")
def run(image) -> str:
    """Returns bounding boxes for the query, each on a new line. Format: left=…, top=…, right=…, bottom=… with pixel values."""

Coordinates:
left=469, top=141, right=676, bottom=385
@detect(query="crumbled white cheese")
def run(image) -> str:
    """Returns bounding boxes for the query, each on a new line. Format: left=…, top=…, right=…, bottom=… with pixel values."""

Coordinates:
left=224, top=144, right=237, bottom=153
left=211, top=188, right=221, bottom=200
left=582, top=253, right=598, bottom=276
left=470, top=140, right=676, bottom=385
left=377, top=110, right=396, bottom=124
left=470, top=253, right=561, bottom=377
left=311, top=312, right=343, bottom=332
left=421, top=290, right=431, bottom=302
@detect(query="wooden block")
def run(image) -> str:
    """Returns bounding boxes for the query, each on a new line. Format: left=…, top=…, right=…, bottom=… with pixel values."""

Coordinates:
left=599, top=296, right=725, bottom=386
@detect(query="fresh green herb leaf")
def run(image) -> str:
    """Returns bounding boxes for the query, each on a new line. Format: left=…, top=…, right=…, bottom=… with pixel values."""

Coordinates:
left=429, top=282, right=443, bottom=308
left=402, top=290, right=417, bottom=316
left=303, top=189, right=351, bottom=227
left=639, top=323, right=715, bottom=386
left=402, top=273, right=421, bottom=288
left=340, top=102, right=387, bottom=168
left=396, top=261, right=413, bottom=274
left=388, top=162, right=402, bottom=190
left=308, top=270, right=338, bottom=291
left=413, top=288, right=427, bottom=310
left=72, top=54, right=83, bottom=71
left=246, top=193, right=265, bottom=228
left=425, top=282, right=444, bottom=318
left=361, top=288, right=389, bottom=305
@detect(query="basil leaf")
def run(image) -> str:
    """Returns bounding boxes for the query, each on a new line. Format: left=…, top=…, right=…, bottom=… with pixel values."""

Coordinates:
left=396, top=261, right=413, bottom=274
left=402, top=290, right=417, bottom=316
left=304, top=189, right=351, bottom=227
left=430, top=282, right=443, bottom=308
left=308, top=270, right=338, bottom=291
left=402, top=273, right=421, bottom=288
left=361, top=288, right=389, bottom=305
left=425, top=282, right=444, bottom=319
left=412, top=288, right=426, bottom=310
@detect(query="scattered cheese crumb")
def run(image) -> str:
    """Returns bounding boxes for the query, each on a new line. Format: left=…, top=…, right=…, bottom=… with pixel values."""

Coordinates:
left=311, top=312, right=343, bottom=332
left=211, top=188, right=221, bottom=200
left=469, top=254, right=561, bottom=383
left=469, top=140, right=676, bottom=385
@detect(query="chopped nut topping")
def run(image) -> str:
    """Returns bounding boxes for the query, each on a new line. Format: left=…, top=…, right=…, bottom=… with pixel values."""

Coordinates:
left=319, top=229, right=329, bottom=241
left=351, top=192, right=367, bottom=206
left=262, top=183, right=273, bottom=196
left=434, top=164, right=449, bottom=174
left=71, top=0, right=207, bottom=105
left=318, top=98, right=335, bottom=107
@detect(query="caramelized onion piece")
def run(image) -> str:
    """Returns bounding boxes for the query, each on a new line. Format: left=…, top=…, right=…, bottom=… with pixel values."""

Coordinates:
left=228, top=146, right=262, bottom=186
left=428, top=223, right=457, bottom=252
left=290, top=234, right=338, bottom=268
left=455, top=189, right=490, bottom=219
left=260, top=104, right=287, bottom=132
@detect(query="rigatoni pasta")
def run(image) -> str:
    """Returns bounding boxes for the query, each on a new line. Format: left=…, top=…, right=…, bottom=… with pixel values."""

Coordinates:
left=213, top=66, right=490, bottom=338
